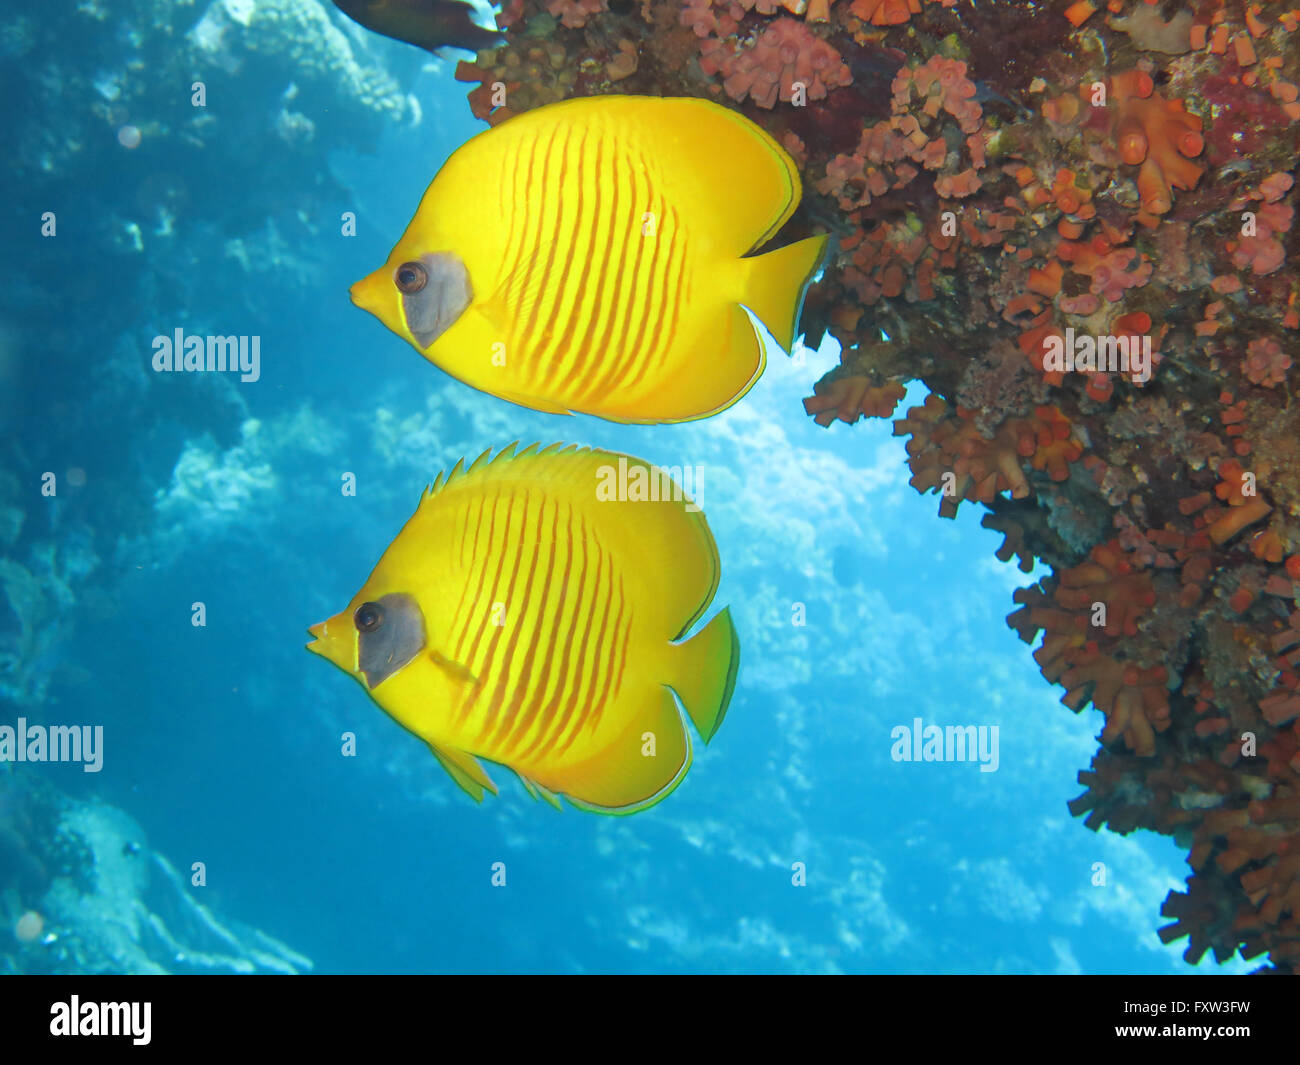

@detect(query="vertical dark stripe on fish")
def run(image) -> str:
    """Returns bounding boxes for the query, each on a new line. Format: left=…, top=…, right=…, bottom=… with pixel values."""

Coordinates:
left=588, top=153, right=645, bottom=402
left=501, top=501, right=574, bottom=757
left=570, top=142, right=628, bottom=405
left=454, top=489, right=514, bottom=724
left=518, top=125, right=574, bottom=368
left=516, top=510, right=594, bottom=761
left=554, top=536, right=616, bottom=756
left=608, top=577, right=633, bottom=704
left=480, top=493, right=546, bottom=741
left=550, top=128, right=608, bottom=392
left=625, top=202, right=685, bottom=395
left=563, top=129, right=615, bottom=397
left=485, top=495, right=558, bottom=751
left=534, top=126, right=591, bottom=374
left=589, top=573, right=630, bottom=735
left=469, top=490, right=531, bottom=733
left=448, top=496, right=484, bottom=643
left=620, top=189, right=669, bottom=396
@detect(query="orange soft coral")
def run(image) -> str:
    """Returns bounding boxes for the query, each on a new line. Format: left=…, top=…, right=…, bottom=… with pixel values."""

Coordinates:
left=803, top=376, right=906, bottom=425
left=892, top=398, right=1082, bottom=516
left=1056, top=235, right=1153, bottom=302
left=700, top=17, right=852, bottom=109
left=1062, top=652, right=1171, bottom=755
left=849, top=0, right=920, bottom=25
left=1108, top=69, right=1206, bottom=221
left=1009, top=541, right=1167, bottom=755
left=546, top=0, right=607, bottom=28
left=818, top=55, right=986, bottom=211
left=1054, top=540, right=1156, bottom=638
left=1243, top=336, right=1292, bottom=387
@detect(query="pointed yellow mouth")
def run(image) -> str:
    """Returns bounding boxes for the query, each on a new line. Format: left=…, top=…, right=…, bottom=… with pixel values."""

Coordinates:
left=349, top=270, right=388, bottom=319
left=305, top=613, right=356, bottom=673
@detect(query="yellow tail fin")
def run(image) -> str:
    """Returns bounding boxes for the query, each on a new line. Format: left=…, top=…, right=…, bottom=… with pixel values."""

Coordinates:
left=670, top=608, right=740, bottom=743
left=740, top=234, right=828, bottom=350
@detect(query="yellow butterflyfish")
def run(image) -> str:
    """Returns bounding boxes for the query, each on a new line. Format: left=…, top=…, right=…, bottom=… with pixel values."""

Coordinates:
left=349, top=94, right=827, bottom=423
left=306, top=443, right=740, bottom=813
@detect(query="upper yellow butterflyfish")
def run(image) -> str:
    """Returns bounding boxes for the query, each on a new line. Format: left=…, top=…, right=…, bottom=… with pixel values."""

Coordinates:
left=306, top=443, right=740, bottom=813
left=350, top=94, right=827, bottom=423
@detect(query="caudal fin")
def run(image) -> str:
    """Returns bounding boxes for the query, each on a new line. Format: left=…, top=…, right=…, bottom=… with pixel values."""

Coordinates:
left=670, top=608, right=740, bottom=743
left=740, top=234, right=828, bottom=351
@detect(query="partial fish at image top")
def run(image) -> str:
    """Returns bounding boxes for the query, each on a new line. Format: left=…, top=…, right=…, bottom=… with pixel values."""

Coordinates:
left=330, top=0, right=504, bottom=53
left=350, top=94, right=828, bottom=423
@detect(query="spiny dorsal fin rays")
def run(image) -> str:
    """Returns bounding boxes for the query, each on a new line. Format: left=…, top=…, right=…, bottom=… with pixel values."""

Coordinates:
left=468, top=445, right=497, bottom=476
left=423, top=443, right=604, bottom=506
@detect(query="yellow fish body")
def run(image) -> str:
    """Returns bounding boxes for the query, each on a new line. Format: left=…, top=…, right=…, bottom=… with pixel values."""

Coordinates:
left=350, top=95, right=827, bottom=424
left=307, top=443, right=740, bottom=813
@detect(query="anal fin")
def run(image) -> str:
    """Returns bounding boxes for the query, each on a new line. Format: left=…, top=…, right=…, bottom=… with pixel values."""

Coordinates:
left=430, top=743, right=497, bottom=803
left=518, top=773, right=564, bottom=810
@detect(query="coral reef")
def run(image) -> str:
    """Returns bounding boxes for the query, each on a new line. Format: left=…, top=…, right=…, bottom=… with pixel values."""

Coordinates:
left=699, top=16, right=853, bottom=109
left=1, top=773, right=310, bottom=974
left=457, top=0, right=1300, bottom=970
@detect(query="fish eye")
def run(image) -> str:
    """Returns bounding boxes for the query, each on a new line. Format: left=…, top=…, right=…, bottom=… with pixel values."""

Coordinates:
left=395, top=261, right=428, bottom=294
left=355, top=602, right=385, bottom=633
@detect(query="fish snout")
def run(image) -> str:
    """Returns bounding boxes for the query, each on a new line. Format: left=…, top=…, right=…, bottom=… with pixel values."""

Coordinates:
left=306, top=612, right=357, bottom=673
left=349, top=270, right=389, bottom=319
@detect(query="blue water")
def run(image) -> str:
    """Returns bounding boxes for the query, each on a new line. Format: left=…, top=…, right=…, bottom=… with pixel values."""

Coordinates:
left=0, top=4, right=1248, bottom=974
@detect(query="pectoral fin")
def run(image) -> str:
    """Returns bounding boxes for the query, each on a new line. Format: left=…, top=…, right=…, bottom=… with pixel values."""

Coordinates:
left=476, top=240, right=558, bottom=340
left=430, top=649, right=479, bottom=688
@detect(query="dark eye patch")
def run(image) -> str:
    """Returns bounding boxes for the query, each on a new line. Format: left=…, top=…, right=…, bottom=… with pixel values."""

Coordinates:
left=401, top=252, right=473, bottom=349
left=357, top=592, right=426, bottom=688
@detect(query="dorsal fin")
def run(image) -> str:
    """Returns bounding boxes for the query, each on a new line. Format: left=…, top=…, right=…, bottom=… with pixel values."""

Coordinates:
left=416, top=444, right=719, bottom=639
